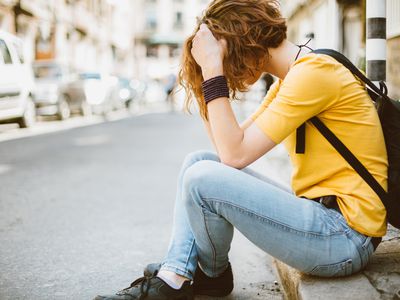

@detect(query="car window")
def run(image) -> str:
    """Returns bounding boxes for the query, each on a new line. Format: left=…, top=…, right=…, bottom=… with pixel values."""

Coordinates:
left=79, top=73, right=101, bottom=80
left=0, top=39, right=13, bottom=64
left=12, top=42, right=24, bottom=63
left=33, top=65, right=63, bottom=79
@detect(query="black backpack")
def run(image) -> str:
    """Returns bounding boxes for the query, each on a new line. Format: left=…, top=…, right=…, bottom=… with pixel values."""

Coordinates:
left=295, top=49, right=400, bottom=230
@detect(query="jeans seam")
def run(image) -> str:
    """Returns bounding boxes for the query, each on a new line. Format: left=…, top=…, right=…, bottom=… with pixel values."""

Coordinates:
left=183, top=238, right=196, bottom=269
left=202, top=197, right=342, bottom=238
left=345, top=230, right=372, bottom=269
left=200, top=205, right=218, bottom=275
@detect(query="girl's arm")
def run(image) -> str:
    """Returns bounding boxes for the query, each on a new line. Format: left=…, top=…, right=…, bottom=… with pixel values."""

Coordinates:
left=191, top=24, right=276, bottom=169
left=202, top=116, right=255, bottom=156
left=202, top=119, right=217, bottom=153
left=205, top=96, right=276, bottom=169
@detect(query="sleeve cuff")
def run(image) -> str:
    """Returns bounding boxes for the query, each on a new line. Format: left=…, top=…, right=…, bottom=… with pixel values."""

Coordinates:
left=254, top=117, right=283, bottom=144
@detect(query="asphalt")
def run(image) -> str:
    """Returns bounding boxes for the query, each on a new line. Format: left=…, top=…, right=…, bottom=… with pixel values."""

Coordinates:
left=0, top=110, right=283, bottom=300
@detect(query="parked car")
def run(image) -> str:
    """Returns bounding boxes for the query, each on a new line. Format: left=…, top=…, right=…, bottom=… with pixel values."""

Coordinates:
left=32, top=61, right=74, bottom=120
left=110, top=77, right=146, bottom=110
left=0, top=31, right=35, bottom=128
left=33, top=64, right=117, bottom=118
left=143, top=79, right=167, bottom=103
left=75, top=72, right=115, bottom=116
left=128, top=79, right=146, bottom=107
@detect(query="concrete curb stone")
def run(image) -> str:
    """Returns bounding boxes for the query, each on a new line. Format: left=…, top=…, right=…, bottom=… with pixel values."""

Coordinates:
left=273, top=226, right=400, bottom=300
left=274, top=259, right=381, bottom=300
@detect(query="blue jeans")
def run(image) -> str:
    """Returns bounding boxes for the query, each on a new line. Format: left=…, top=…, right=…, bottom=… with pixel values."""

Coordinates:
left=160, top=150, right=375, bottom=279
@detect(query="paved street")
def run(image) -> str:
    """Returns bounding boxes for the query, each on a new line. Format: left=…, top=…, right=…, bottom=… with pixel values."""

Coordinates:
left=0, top=111, right=283, bottom=300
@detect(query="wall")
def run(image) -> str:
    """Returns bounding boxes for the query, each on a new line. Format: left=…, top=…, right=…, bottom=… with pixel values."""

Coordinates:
left=387, top=36, right=400, bottom=99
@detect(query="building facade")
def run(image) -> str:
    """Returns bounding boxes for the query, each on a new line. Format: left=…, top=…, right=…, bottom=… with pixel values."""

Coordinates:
left=280, top=0, right=400, bottom=99
left=0, top=0, right=135, bottom=77
left=133, top=0, right=209, bottom=80
left=387, top=0, right=400, bottom=98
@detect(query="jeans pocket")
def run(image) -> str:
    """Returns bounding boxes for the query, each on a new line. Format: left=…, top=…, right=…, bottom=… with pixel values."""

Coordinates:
left=308, top=258, right=353, bottom=277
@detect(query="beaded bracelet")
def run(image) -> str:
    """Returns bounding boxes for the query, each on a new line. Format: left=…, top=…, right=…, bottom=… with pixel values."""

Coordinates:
left=201, top=75, right=229, bottom=104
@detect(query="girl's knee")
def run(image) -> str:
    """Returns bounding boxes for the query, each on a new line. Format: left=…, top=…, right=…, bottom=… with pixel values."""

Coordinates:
left=182, top=160, right=223, bottom=208
left=183, top=160, right=219, bottom=190
left=182, top=150, right=219, bottom=167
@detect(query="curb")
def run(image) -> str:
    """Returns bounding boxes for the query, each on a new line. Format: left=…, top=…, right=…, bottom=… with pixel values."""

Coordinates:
left=273, top=260, right=380, bottom=300
left=273, top=227, right=400, bottom=300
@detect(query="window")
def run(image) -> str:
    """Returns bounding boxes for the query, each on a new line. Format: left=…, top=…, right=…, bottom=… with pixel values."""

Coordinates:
left=174, top=11, right=183, bottom=29
left=0, top=39, right=13, bottom=64
left=146, top=45, right=158, bottom=57
left=145, top=12, right=157, bottom=31
left=169, top=45, right=180, bottom=57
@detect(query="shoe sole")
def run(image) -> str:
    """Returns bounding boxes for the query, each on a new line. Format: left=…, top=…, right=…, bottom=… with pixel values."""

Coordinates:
left=195, top=287, right=233, bottom=297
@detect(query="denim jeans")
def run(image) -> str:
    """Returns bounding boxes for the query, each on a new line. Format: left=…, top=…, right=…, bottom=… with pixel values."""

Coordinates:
left=160, top=150, right=375, bottom=279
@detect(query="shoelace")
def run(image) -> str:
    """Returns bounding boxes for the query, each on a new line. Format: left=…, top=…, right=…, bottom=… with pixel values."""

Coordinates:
left=117, top=275, right=153, bottom=299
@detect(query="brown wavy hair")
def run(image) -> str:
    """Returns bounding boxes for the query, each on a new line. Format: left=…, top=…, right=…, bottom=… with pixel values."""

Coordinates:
left=179, top=0, right=287, bottom=120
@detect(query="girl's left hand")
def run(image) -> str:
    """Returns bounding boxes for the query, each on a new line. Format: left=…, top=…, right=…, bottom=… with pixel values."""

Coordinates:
left=191, top=24, right=227, bottom=80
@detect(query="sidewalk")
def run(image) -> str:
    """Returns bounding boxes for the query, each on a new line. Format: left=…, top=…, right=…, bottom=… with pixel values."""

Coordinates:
left=234, top=100, right=400, bottom=300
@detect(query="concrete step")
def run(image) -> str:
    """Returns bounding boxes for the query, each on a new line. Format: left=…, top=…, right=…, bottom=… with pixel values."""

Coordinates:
left=274, top=226, right=400, bottom=300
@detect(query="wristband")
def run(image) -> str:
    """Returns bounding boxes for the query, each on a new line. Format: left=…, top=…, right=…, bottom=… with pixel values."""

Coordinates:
left=201, top=75, right=229, bottom=104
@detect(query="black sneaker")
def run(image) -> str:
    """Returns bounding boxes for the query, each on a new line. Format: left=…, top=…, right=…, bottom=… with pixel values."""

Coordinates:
left=144, top=263, right=234, bottom=297
left=94, top=275, right=194, bottom=300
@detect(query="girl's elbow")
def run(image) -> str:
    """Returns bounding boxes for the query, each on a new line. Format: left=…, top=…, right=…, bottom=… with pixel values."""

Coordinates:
left=220, top=155, right=247, bottom=169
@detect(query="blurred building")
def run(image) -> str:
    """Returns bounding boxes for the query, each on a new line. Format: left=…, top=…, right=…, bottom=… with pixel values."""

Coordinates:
left=133, top=0, right=209, bottom=80
left=0, top=0, right=135, bottom=77
left=280, top=0, right=400, bottom=99
left=387, top=0, right=400, bottom=99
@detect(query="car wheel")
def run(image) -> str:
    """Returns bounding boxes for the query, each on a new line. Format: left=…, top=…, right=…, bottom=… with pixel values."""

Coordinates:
left=81, top=101, right=92, bottom=117
left=17, top=97, right=36, bottom=128
left=102, top=104, right=111, bottom=118
left=57, top=95, right=71, bottom=120
left=128, top=99, right=140, bottom=114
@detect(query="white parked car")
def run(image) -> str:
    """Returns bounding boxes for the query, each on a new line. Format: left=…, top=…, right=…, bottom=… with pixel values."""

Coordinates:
left=76, top=72, right=116, bottom=115
left=0, top=31, right=35, bottom=127
left=32, top=61, right=73, bottom=120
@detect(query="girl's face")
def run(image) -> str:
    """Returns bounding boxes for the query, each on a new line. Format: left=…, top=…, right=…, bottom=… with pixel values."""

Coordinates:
left=244, top=69, right=263, bottom=85
left=243, top=55, right=267, bottom=86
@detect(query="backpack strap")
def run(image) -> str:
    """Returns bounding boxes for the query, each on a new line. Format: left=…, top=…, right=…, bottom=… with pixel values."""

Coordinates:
left=296, top=123, right=306, bottom=154
left=312, top=49, right=388, bottom=99
left=297, top=49, right=389, bottom=202
left=309, top=116, right=387, bottom=201
left=295, top=48, right=389, bottom=155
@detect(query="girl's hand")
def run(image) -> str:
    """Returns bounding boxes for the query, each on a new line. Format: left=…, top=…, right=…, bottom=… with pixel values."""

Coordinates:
left=191, top=24, right=227, bottom=80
